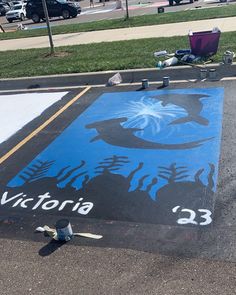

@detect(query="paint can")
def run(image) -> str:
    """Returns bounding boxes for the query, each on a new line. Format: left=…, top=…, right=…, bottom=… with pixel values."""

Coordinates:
left=222, top=51, right=235, bottom=65
left=209, top=69, right=217, bottom=80
left=200, top=69, right=207, bottom=79
left=158, top=7, right=164, bottom=13
left=141, top=79, right=149, bottom=89
left=55, top=219, right=73, bottom=241
left=162, top=76, right=170, bottom=87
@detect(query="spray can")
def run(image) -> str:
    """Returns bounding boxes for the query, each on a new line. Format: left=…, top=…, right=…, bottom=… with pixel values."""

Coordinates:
left=55, top=219, right=73, bottom=241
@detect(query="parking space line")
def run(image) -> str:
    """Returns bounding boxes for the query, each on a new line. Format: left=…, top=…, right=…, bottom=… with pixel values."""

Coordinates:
left=0, top=86, right=86, bottom=94
left=0, top=86, right=91, bottom=165
left=1, top=77, right=236, bottom=94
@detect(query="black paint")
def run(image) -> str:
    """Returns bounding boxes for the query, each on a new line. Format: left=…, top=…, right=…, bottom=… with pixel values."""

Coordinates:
left=86, top=117, right=213, bottom=150
left=151, top=93, right=210, bottom=125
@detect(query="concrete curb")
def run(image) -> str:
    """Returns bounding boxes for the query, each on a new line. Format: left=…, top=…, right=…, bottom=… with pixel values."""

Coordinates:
left=0, top=63, right=235, bottom=91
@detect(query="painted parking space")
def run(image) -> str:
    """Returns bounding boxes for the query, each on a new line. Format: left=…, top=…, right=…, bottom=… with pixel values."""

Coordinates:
left=0, top=85, right=224, bottom=231
left=0, top=91, right=68, bottom=145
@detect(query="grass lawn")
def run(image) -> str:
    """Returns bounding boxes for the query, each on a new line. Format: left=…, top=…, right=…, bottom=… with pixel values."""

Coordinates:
left=1, top=4, right=236, bottom=40
left=0, top=31, right=235, bottom=78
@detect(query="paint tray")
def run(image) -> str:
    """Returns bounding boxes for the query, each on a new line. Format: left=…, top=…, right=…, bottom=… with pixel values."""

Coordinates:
left=189, top=30, right=221, bottom=57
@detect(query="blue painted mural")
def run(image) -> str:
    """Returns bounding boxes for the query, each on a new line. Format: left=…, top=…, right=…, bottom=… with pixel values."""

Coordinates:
left=2, top=88, right=224, bottom=226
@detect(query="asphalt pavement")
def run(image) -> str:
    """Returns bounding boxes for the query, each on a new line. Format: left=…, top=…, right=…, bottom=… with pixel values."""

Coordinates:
left=0, top=238, right=236, bottom=295
left=0, top=0, right=233, bottom=30
left=1, top=1, right=236, bottom=288
left=0, top=78, right=236, bottom=294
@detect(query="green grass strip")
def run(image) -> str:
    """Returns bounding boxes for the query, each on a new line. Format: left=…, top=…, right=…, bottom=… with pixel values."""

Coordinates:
left=1, top=4, right=236, bottom=40
left=0, top=31, right=235, bottom=78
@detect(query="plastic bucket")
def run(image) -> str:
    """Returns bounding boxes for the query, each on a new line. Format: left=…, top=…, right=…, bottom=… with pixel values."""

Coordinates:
left=189, top=30, right=221, bottom=56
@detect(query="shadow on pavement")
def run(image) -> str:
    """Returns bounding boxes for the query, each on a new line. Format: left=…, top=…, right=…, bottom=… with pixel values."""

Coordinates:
left=38, top=239, right=67, bottom=256
left=1, top=211, right=235, bottom=261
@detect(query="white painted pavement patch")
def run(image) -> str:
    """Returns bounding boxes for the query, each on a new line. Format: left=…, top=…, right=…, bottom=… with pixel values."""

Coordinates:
left=80, top=0, right=169, bottom=15
left=80, top=7, right=115, bottom=15
left=0, top=92, right=67, bottom=144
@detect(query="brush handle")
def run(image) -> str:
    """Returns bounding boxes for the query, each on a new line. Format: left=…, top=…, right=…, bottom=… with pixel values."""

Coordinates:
left=74, top=233, right=103, bottom=239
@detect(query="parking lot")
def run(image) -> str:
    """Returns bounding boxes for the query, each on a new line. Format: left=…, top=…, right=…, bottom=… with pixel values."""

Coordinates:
left=0, top=79, right=235, bottom=259
left=1, top=0, right=234, bottom=31
left=0, top=77, right=236, bottom=294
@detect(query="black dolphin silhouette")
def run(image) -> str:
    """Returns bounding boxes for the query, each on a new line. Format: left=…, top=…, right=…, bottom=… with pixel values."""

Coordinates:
left=86, top=117, right=213, bottom=150
left=151, top=93, right=209, bottom=126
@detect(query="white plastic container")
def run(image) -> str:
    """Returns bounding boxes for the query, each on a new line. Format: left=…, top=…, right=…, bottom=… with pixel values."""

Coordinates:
left=163, top=57, right=178, bottom=67
left=154, top=50, right=168, bottom=57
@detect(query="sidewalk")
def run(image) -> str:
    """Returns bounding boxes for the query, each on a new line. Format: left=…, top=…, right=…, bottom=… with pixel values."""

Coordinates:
left=1, top=16, right=236, bottom=51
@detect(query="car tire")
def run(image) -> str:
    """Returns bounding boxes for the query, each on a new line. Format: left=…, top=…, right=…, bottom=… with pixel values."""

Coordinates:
left=32, top=13, right=40, bottom=23
left=62, top=9, right=70, bottom=19
left=8, top=19, right=13, bottom=23
left=20, top=13, right=25, bottom=21
left=175, top=0, right=180, bottom=4
left=169, top=0, right=173, bottom=5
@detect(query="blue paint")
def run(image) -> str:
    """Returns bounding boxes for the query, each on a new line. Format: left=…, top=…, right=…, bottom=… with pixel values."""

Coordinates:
left=8, top=88, right=224, bottom=200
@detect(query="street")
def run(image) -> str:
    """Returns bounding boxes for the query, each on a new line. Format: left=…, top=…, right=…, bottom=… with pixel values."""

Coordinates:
left=1, top=0, right=234, bottom=30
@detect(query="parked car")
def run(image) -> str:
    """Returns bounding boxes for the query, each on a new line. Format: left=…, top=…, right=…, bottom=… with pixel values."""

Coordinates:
left=0, top=2, right=10, bottom=15
left=1, top=0, right=13, bottom=6
left=5, top=3, right=26, bottom=22
left=26, top=0, right=81, bottom=23
left=6, top=1, right=14, bottom=8
left=169, top=0, right=193, bottom=5
left=11, top=0, right=23, bottom=4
